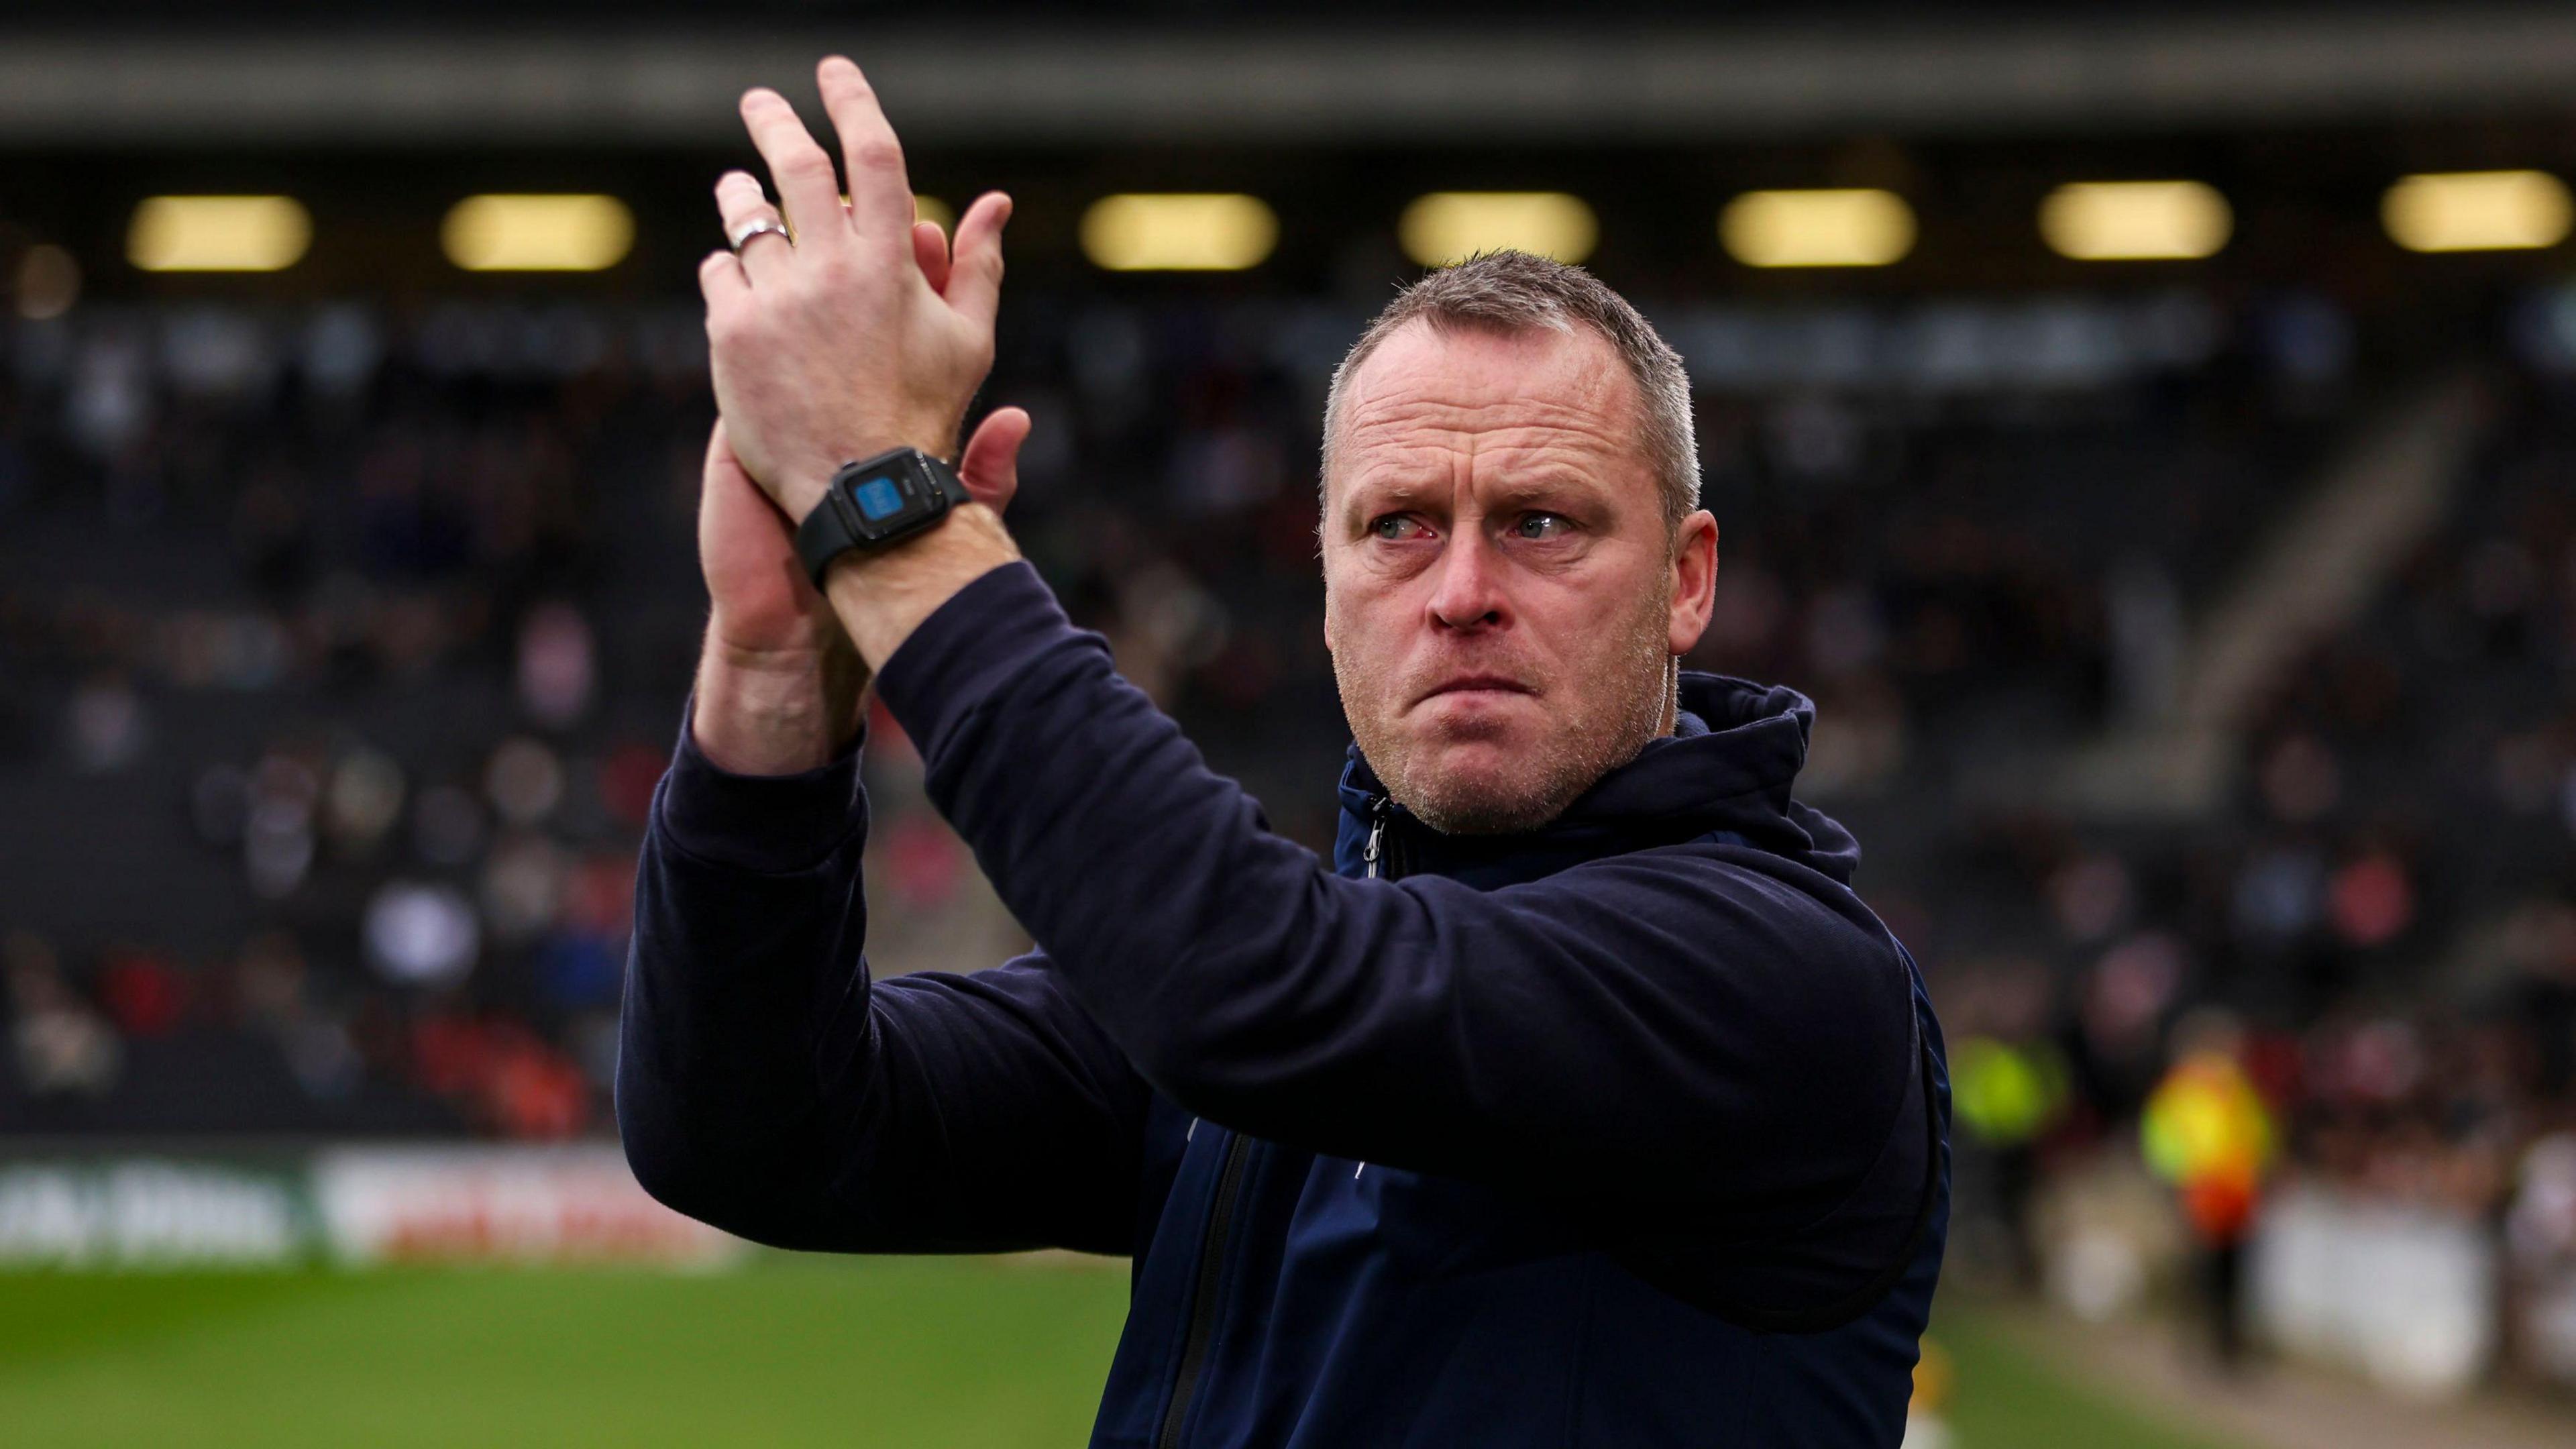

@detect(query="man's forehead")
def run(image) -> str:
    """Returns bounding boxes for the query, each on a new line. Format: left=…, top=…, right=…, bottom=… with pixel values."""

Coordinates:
left=1341, top=320, right=1631, bottom=423
left=1332, top=322, right=1642, bottom=484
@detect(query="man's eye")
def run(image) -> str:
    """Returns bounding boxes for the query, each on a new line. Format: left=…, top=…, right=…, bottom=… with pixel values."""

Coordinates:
left=1371, top=515, right=1430, bottom=541
left=1513, top=512, right=1571, bottom=540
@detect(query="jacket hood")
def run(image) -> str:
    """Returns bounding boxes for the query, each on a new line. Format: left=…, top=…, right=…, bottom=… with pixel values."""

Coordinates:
left=1333, top=671, right=1862, bottom=888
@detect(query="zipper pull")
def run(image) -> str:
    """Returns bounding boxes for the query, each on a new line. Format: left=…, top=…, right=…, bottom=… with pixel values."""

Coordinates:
left=1362, top=799, right=1387, bottom=879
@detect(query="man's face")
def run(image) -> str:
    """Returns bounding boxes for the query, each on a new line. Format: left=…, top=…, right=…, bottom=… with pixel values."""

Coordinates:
left=1322, top=321, right=1717, bottom=835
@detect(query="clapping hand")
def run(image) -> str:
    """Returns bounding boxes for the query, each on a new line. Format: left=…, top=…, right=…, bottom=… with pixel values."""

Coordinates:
left=701, top=55, right=1010, bottom=525
left=696, top=54, right=1026, bottom=678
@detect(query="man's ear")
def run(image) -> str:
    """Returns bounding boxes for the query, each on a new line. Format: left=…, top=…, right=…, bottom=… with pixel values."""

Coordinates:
left=1667, top=511, right=1719, bottom=657
left=1317, top=482, right=1340, bottom=655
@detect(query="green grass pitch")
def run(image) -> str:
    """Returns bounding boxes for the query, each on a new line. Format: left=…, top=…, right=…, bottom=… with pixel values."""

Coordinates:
left=0, top=1258, right=2237, bottom=1448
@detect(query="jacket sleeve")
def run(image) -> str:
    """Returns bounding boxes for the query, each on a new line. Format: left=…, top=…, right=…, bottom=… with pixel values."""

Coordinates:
left=613, top=699, right=1152, bottom=1255
left=873, top=564, right=1921, bottom=1240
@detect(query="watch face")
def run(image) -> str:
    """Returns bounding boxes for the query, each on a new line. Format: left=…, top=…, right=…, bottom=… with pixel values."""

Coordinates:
left=837, top=453, right=947, bottom=541
left=852, top=475, right=906, bottom=522
left=802, top=449, right=956, bottom=585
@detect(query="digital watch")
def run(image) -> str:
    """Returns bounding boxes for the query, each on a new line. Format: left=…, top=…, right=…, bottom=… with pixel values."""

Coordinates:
left=792, top=445, right=971, bottom=590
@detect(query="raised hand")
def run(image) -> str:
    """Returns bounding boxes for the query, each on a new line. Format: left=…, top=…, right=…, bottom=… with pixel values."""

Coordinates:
left=700, top=54, right=1011, bottom=523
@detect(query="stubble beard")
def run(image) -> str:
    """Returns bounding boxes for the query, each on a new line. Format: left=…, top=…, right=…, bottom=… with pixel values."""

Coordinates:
left=1338, top=586, right=1676, bottom=837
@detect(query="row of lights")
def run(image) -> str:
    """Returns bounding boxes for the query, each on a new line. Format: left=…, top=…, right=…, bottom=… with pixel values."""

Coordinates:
left=83, top=170, right=2576, bottom=275
left=1091, top=172, right=2575, bottom=271
left=126, top=193, right=641, bottom=274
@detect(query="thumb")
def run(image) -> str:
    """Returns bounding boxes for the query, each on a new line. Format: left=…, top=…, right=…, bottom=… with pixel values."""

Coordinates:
left=956, top=406, right=1032, bottom=513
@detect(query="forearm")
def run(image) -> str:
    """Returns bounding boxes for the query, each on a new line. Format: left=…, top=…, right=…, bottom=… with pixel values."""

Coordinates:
left=617, top=716, right=876, bottom=1248
left=690, top=621, right=869, bottom=775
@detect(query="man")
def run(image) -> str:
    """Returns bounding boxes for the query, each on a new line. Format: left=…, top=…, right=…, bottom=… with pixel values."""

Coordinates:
left=619, top=56, right=1949, bottom=1447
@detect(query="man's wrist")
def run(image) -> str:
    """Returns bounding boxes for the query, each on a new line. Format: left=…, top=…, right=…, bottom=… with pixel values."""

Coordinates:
left=783, top=430, right=957, bottom=527
left=820, top=502, right=1022, bottom=672
left=691, top=631, right=868, bottom=775
left=664, top=684, right=867, bottom=876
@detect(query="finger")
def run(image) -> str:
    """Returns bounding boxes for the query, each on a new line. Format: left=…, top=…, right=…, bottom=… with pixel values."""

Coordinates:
left=701, top=417, right=739, bottom=497
left=704, top=417, right=739, bottom=480
left=815, top=56, right=913, bottom=246
left=713, top=172, right=794, bottom=286
left=955, top=406, right=1031, bottom=513
left=698, top=247, right=751, bottom=317
left=703, top=418, right=784, bottom=516
left=945, top=191, right=1012, bottom=332
left=911, top=218, right=952, bottom=294
left=739, top=85, right=849, bottom=251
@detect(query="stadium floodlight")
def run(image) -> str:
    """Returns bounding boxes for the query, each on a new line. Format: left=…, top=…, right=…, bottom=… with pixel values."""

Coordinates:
left=442, top=195, right=634, bottom=272
left=1079, top=194, right=1277, bottom=272
left=1719, top=189, right=1915, bottom=268
left=1397, top=193, right=1598, bottom=266
left=2382, top=170, right=2574, bottom=253
left=2039, top=181, right=2231, bottom=261
left=127, top=196, right=311, bottom=272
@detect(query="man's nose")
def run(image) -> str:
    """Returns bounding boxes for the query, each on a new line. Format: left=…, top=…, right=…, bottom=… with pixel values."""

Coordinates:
left=1426, top=531, right=1509, bottom=632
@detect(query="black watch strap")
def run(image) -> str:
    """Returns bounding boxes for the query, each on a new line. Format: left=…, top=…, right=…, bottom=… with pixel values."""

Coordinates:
left=793, top=447, right=970, bottom=590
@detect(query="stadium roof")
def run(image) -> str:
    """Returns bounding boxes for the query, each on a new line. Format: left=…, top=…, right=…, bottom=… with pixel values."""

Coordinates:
left=3, top=7, right=2576, bottom=146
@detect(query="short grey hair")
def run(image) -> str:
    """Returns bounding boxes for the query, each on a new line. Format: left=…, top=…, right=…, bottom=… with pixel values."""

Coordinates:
left=1320, top=251, right=1700, bottom=533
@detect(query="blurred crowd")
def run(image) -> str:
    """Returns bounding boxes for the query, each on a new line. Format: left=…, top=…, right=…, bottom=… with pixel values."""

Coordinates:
left=1929, top=346, right=2576, bottom=1383
left=1, top=278, right=2572, bottom=1366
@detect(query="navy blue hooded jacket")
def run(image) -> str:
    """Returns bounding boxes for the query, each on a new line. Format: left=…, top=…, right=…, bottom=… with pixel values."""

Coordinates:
left=619, top=561, right=1950, bottom=1447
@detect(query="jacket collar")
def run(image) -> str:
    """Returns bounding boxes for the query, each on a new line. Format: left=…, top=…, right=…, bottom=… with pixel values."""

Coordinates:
left=1331, top=672, right=1861, bottom=890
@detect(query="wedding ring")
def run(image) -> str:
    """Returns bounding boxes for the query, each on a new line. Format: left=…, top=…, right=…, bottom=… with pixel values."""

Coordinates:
left=729, top=217, right=792, bottom=253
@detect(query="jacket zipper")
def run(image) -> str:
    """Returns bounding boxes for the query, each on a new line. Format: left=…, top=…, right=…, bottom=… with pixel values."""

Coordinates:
left=1362, top=797, right=1389, bottom=879
left=1155, top=800, right=1386, bottom=1446
left=1155, top=1130, right=1252, bottom=1449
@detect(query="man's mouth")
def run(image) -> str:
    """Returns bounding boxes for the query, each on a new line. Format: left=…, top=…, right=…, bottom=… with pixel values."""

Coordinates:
left=1417, top=674, right=1537, bottom=705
